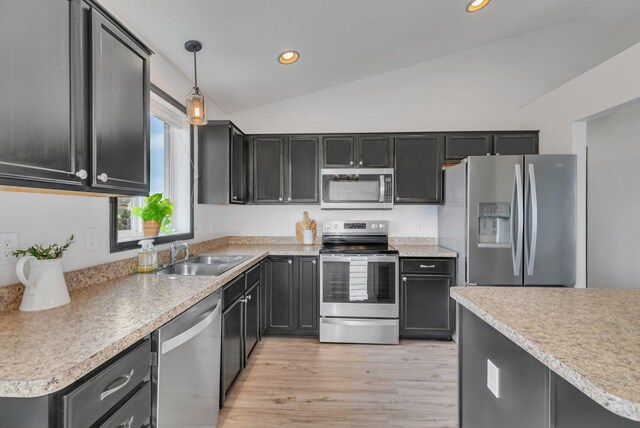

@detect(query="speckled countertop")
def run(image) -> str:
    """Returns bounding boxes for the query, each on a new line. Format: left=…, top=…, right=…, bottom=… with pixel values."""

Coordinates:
left=391, top=245, right=456, bottom=258
left=0, top=244, right=319, bottom=398
left=451, top=287, right=640, bottom=422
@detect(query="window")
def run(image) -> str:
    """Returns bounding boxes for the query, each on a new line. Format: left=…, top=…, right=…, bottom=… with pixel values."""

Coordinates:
left=110, top=85, right=194, bottom=252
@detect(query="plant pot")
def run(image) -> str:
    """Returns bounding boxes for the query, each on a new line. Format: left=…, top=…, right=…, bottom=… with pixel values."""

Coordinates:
left=143, top=220, right=161, bottom=237
left=16, top=256, right=70, bottom=311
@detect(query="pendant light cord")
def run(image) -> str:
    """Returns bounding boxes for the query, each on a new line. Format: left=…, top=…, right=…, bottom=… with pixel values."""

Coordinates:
left=193, top=51, right=198, bottom=88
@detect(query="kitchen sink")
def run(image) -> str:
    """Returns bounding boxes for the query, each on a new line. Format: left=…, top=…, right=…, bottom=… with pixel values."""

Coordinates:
left=155, top=254, right=252, bottom=276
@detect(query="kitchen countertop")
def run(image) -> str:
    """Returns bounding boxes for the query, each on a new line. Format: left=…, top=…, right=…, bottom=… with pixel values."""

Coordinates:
left=0, top=244, right=319, bottom=398
left=391, top=245, right=456, bottom=258
left=451, top=286, right=640, bottom=422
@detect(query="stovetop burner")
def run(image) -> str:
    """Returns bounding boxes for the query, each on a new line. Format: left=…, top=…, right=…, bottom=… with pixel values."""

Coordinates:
left=320, top=220, right=397, bottom=255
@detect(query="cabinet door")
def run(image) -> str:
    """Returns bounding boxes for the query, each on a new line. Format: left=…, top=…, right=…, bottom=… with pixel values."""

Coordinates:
left=297, top=257, right=318, bottom=335
left=357, top=136, right=393, bottom=167
left=394, top=135, right=443, bottom=204
left=253, top=137, right=284, bottom=203
left=244, top=282, right=260, bottom=361
left=445, top=134, right=493, bottom=161
left=400, top=274, right=453, bottom=338
left=260, top=261, right=268, bottom=337
left=322, top=136, right=355, bottom=167
left=91, top=9, right=150, bottom=195
left=230, top=126, right=246, bottom=204
left=494, top=133, right=538, bottom=155
left=220, top=298, right=243, bottom=407
left=266, top=258, right=295, bottom=333
left=286, top=136, right=319, bottom=203
left=0, top=0, right=85, bottom=188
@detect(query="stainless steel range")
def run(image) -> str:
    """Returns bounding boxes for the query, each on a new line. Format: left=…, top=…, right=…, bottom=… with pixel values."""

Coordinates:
left=319, top=220, right=399, bottom=345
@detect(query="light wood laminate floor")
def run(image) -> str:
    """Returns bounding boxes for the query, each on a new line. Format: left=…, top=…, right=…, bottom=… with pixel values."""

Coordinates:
left=219, top=337, right=458, bottom=428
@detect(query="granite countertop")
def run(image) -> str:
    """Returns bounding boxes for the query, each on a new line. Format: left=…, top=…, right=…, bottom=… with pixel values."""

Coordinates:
left=451, top=286, right=640, bottom=422
left=0, top=244, right=320, bottom=398
left=391, top=245, right=457, bottom=258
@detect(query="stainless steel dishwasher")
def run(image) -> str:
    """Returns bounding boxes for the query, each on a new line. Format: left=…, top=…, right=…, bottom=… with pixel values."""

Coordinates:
left=151, top=289, right=222, bottom=427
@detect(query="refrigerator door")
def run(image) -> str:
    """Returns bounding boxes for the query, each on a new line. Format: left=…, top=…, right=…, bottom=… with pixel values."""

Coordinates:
left=524, top=155, right=576, bottom=285
left=467, top=156, right=524, bottom=285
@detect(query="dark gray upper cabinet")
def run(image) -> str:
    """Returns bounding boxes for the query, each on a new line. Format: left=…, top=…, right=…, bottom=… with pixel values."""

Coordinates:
left=0, top=0, right=85, bottom=189
left=394, top=135, right=443, bottom=204
left=357, top=136, right=393, bottom=167
left=253, top=137, right=285, bottom=203
left=90, top=8, right=149, bottom=194
left=445, top=134, right=493, bottom=161
left=287, top=136, right=319, bottom=203
left=323, top=136, right=355, bottom=167
left=230, top=126, right=247, bottom=204
left=0, top=0, right=150, bottom=195
left=198, top=121, right=248, bottom=205
left=494, top=133, right=539, bottom=155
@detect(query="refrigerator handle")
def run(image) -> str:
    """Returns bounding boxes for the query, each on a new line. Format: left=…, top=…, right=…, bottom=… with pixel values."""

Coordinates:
left=511, top=164, right=523, bottom=276
left=527, top=163, right=539, bottom=276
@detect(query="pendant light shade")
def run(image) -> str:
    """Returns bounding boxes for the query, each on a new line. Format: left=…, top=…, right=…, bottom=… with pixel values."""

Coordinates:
left=185, top=40, right=206, bottom=126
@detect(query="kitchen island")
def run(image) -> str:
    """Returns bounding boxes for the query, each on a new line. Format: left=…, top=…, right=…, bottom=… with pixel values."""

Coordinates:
left=451, top=286, right=640, bottom=427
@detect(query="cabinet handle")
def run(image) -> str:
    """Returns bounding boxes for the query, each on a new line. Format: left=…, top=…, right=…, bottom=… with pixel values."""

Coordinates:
left=396, top=196, right=400, bottom=201
left=420, top=264, right=436, bottom=269
left=240, top=298, right=248, bottom=303
left=486, top=153, right=491, bottom=156
left=496, top=152, right=500, bottom=155
left=97, top=173, right=109, bottom=183
left=359, top=160, right=363, bottom=165
left=288, top=260, right=292, bottom=265
left=402, top=277, right=407, bottom=282
left=287, top=196, right=292, bottom=201
left=312, top=260, right=316, bottom=265
left=232, top=195, right=237, bottom=200
left=100, top=368, right=134, bottom=401
left=278, top=197, right=283, bottom=202
left=350, top=161, right=354, bottom=165
left=117, top=415, right=134, bottom=428
left=246, top=294, right=252, bottom=301
left=75, top=169, right=88, bottom=180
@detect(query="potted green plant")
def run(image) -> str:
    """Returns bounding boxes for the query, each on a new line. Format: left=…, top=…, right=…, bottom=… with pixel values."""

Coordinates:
left=13, top=235, right=75, bottom=311
left=132, top=193, right=174, bottom=237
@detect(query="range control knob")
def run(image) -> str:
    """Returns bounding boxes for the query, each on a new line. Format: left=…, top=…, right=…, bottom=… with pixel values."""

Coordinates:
left=371, top=224, right=377, bottom=229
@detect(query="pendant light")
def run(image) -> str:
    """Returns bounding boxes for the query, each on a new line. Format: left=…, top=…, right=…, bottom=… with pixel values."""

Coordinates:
left=185, top=40, right=206, bottom=126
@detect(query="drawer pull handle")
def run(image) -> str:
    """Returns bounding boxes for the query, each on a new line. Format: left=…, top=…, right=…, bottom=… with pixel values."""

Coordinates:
left=117, top=415, right=134, bottom=428
left=100, top=368, right=134, bottom=401
left=246, top=294, right=252, bottom=301
left=420, top=264, right=436, bottom=269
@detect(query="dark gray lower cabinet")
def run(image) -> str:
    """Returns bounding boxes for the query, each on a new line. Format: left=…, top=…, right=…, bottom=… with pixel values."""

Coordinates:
left=221, top=297, right=243, bottom=408
left=460, top=307, right=549, bottom=428
left=265, top=256, right=318, bottom=336
left=245, top=281, right=260, bottom=360
left=394, top=135, right=443, bottom=204
left=400, top=275, right=454, bottom=339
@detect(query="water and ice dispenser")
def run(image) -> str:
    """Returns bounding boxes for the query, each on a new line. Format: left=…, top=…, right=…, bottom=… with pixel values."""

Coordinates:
left=478, top=202, right=511, bottom=247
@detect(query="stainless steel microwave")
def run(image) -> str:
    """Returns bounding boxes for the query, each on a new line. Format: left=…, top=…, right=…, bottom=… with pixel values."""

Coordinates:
left=320, top=168, right=394, bottom=210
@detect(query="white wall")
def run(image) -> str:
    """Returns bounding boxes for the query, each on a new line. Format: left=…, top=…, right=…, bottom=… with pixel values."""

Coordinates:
left=521, top=41, right=640, bottom=288
left=0, top=53, right=228, bottom=287
left=586, top=101, right=640, bottom=288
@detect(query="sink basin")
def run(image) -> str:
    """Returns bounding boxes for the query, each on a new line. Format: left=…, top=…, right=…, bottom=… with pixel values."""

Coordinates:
left=155, top=254, right=252, bottom=276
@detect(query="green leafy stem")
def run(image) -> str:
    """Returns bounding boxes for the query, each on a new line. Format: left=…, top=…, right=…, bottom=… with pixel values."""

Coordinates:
left=13, top=235, right=76, bottom=260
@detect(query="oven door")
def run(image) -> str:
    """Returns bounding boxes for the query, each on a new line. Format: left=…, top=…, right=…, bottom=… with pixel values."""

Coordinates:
left=321, top=168, right=393, bottom=209
left=320, top=254, right=399, bottom=318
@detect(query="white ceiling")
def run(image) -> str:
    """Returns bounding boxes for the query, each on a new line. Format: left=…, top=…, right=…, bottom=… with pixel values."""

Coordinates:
left=101, top=0, right=640, bottom=113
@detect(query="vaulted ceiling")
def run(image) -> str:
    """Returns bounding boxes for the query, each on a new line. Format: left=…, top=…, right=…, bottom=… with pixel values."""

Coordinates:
left=101, top=0, right=640, bottom=113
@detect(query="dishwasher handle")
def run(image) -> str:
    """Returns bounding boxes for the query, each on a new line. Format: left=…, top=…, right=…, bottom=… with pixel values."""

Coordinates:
left=161, top=303, right=221, bottom=355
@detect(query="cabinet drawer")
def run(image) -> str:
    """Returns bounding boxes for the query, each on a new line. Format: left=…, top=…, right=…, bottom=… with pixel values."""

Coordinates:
left=223, top=275, right=245, bottom=310
left=99, top=382, right=150, bottom=428
left=62, top=340, right=151, bottom=428
left=401, top=258, right=454, bottom=275
left=246, top=264, right=260, bottom=289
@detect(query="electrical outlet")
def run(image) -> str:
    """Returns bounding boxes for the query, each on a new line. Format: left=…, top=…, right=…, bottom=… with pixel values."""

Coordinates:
left=86, top=228, right=98, bottom=251
left=487, top=359, right=500, bottom=398
left=0, top=233, right=18, bottom=265
left=412, top=219, right=420, bottom=231
left=283, top=219, right=290, bottom=231
left=209, top=221, right=214, bottom=232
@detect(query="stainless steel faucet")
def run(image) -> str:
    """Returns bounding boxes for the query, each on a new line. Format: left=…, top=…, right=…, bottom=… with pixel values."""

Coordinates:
left=170, top=241, right=190, bottom=265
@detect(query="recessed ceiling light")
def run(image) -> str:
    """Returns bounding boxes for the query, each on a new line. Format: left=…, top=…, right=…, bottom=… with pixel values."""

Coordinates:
left=278, top=50, right=299, bottom=65
left=467, top=0, right=490, bottom=12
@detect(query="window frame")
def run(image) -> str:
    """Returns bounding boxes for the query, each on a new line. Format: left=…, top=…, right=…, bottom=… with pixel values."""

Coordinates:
left=109, top=83, right=195, bottom=253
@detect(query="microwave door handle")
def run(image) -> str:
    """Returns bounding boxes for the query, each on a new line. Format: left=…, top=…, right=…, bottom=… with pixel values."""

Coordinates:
left=379, top=175, right=385, bottom=202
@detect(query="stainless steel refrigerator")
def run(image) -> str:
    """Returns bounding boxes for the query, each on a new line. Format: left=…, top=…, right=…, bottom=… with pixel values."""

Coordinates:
left=439, top=155, right=576, bottom=286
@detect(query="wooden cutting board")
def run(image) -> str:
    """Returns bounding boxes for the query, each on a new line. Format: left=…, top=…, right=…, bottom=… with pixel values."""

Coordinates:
left=295, top=211, right=317, bottom=243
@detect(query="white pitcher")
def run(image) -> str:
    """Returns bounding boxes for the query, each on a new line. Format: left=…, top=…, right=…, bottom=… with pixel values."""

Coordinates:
left=16, top=256, right=70, bottom=312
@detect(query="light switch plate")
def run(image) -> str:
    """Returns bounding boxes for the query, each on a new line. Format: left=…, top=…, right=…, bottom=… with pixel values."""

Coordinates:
left=487, top=359, right=500, bottom=398
left=0, top=233, right=18, bottom=265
